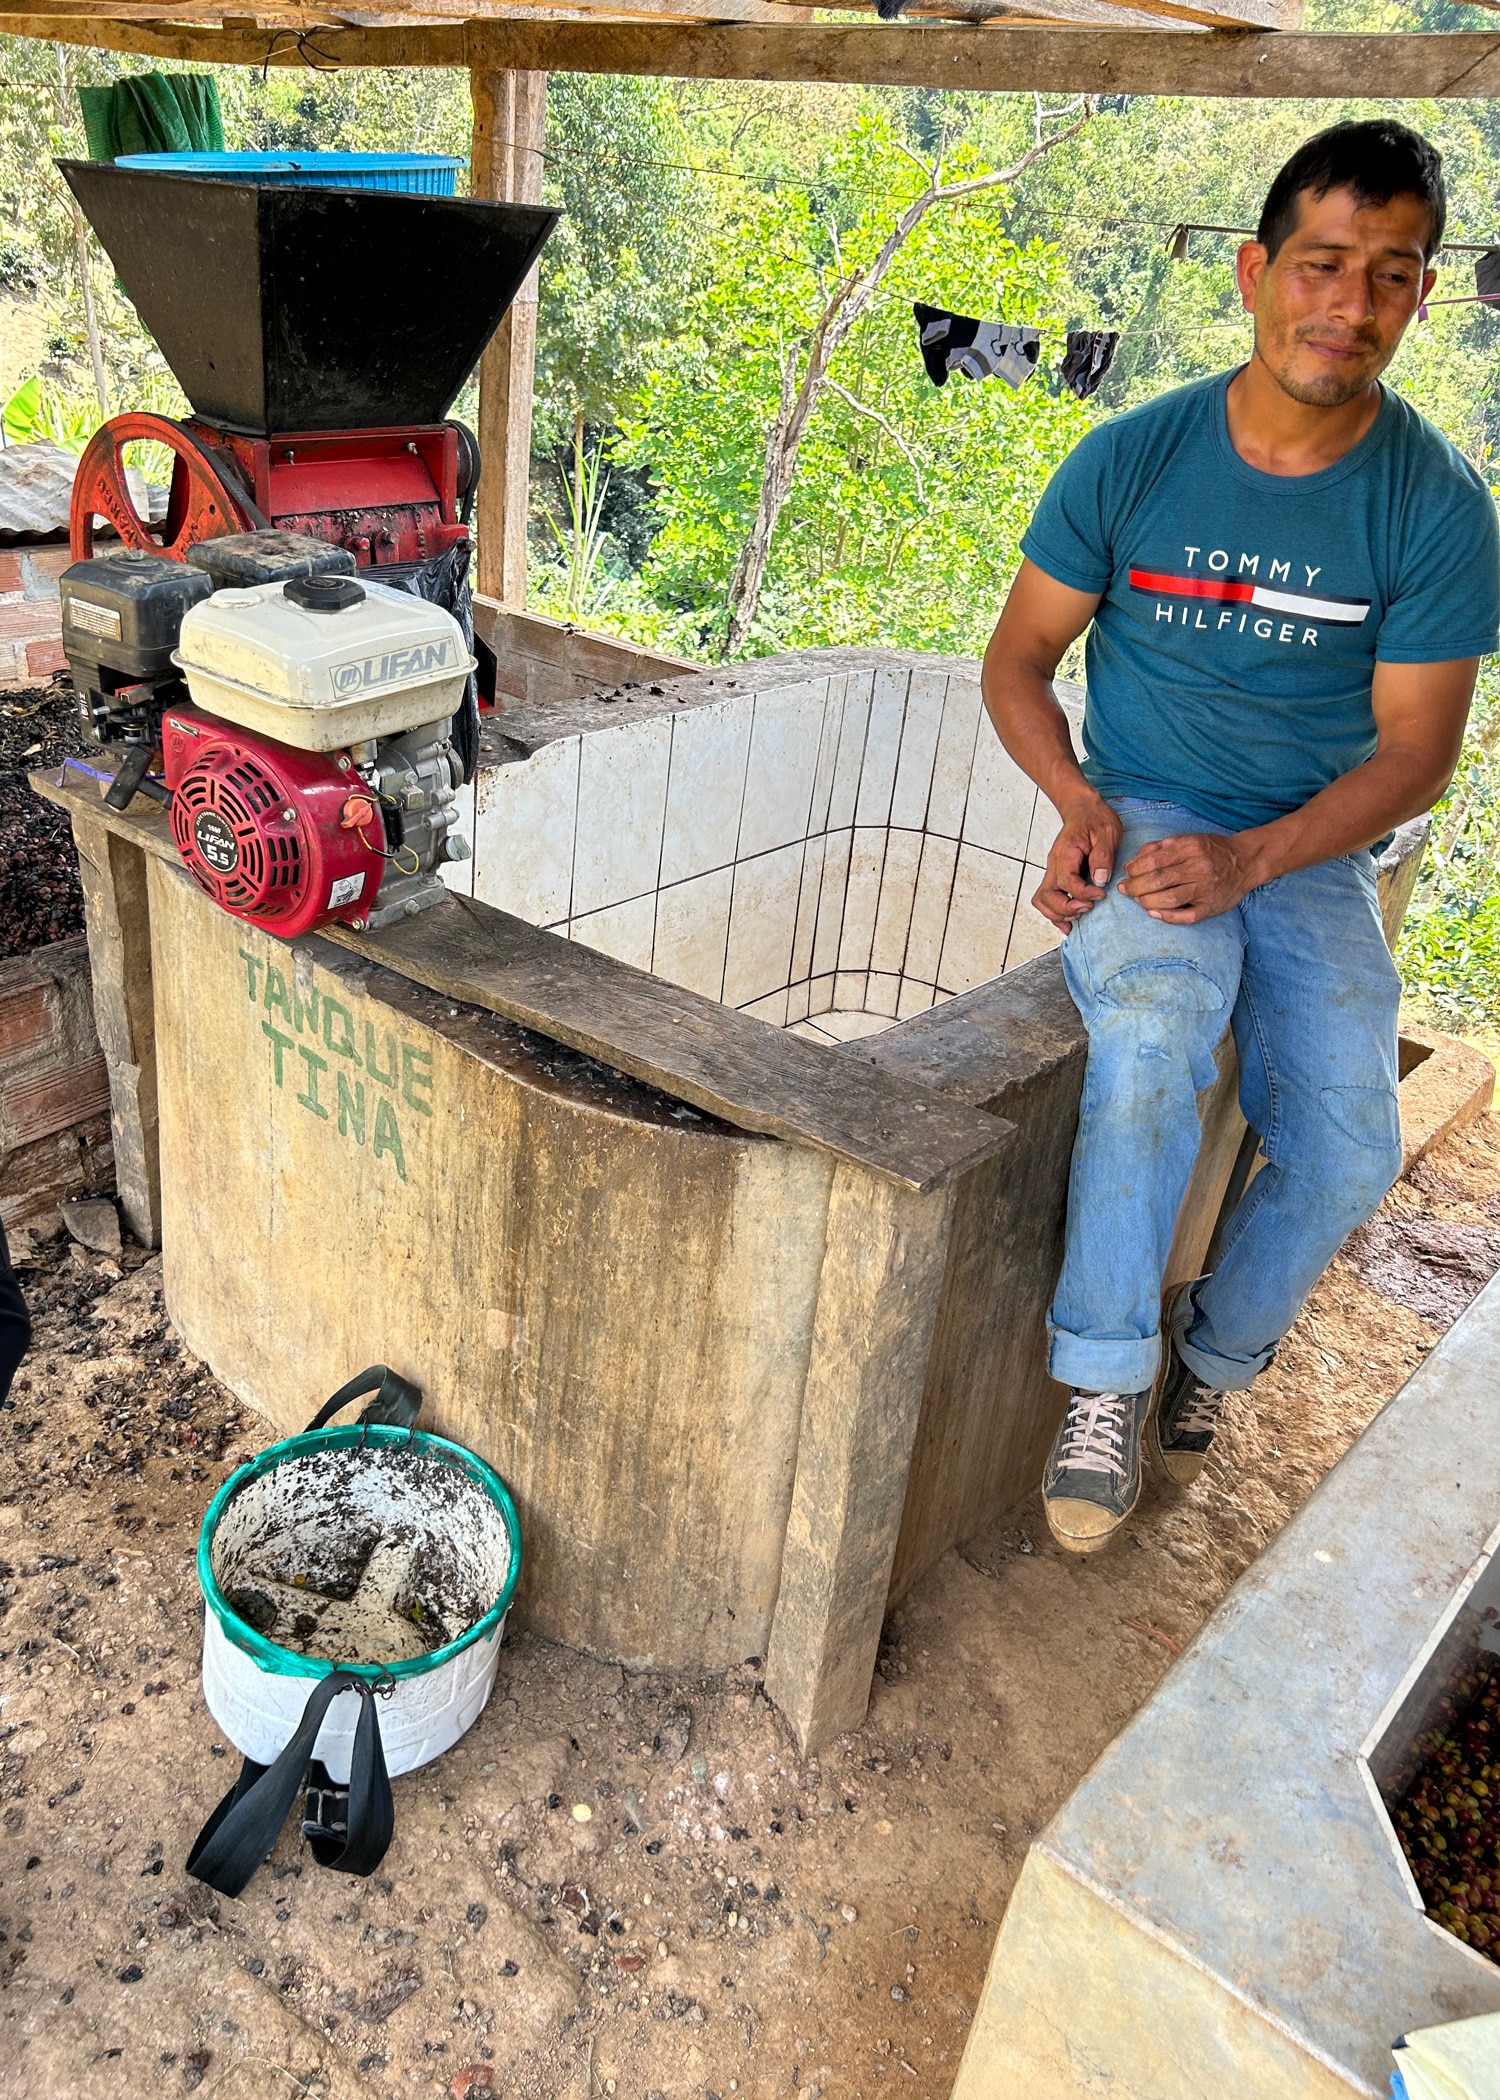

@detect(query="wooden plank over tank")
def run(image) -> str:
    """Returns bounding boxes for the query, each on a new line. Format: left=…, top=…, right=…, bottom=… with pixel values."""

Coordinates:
left=34, top=771, right=1011, bottom=1193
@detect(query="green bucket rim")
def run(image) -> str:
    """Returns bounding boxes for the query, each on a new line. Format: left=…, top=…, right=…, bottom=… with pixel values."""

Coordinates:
left=197, top=1424, right=523, bottom=1682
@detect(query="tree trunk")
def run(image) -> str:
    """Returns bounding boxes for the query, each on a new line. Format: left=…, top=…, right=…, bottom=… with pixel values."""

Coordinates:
left=723, top=347, right=801, bottom=658
left=73, top=202, right=109, bottom=422
left=52, top=46, right=109, bottom=421
left=718, top=111, right=1091, bottom=660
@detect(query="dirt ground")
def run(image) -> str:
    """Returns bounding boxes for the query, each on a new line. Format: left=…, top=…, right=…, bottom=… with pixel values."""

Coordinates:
left=2, top=1113, right=1498, bottom=2100
left=0, top=680, right=86, bottom=961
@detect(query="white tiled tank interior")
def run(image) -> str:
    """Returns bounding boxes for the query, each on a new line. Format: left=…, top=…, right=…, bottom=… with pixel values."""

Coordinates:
left=462, top=656, right=1074, bottom=1042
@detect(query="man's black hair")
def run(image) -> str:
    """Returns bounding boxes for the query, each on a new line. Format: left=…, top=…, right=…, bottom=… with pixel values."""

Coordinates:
left=1258, top=119, right=1446, bottom=261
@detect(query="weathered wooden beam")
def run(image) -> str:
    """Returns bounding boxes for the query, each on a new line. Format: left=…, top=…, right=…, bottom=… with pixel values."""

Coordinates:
left=10, top=16, right=1500, bottom=100
left=464, top=21, right=1500, bottom=95
left=774, top=0, right=1294, bottom=39
left=0, top=0, right=816, bottom=21
left=71, top=819, right=162, bottom=1249
left=470, top=62, right=546, bottom=606
left=406, top=0, right=820, bottom=21
left=0, top=13, right=470, bottom=61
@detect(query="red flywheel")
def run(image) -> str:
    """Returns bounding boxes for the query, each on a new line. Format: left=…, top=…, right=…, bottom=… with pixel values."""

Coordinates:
left=70, top=413, right=255, bottom=562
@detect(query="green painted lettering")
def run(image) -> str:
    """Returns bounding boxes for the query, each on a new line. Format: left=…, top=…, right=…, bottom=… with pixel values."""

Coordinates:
left=238, top=948, right=262, bottom=1003
left=262, top=966, right=292, bottom=1023
left=364, top=1023, right=397, bottom=1089
left=323, top=998, right=360, bottom=1064
left=337, top=1071, right=366, bottom=1144
left=372, top=1096, right=406, bottom=1182
left=401, top=1043, right=433, bottom=1118
left=261, top=1020, right=295, bottom=1085
left=293, top=983, right=322, bottom=1038
left=296, top=1044, right=330, bottom=1120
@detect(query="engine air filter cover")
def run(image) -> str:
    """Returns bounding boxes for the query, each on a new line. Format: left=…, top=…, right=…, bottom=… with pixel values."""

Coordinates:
left=163, top=707, right=384, bottom=937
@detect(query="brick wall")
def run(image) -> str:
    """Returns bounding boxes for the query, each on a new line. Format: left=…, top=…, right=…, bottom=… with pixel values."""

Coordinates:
left=0, top=545, right=68, bottom=685
left=474, top=596, right=698, bottom=710
left=0, top=935, right=112, bottom=1226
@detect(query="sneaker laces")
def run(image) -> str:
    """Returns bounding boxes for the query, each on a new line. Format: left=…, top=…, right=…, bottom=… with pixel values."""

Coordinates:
left=1175, top=1383, right=1223, bottom=1437
left=1056, top=1391, right=1131, bottom=1481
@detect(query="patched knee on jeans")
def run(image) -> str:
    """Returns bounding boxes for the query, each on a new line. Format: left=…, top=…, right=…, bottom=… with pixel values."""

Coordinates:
left=1099, top=959, right=1228, bottom=1014
left=1320, top=1084, right=1401, bottom=1159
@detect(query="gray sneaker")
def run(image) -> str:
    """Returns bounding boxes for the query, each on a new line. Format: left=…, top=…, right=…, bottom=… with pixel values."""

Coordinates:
left=1153, top=1346, right=1225, bottom=1485
left=1042, top=1386, right=1151, bottom=1553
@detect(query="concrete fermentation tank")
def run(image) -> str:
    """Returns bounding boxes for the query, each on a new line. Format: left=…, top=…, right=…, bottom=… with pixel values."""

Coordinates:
left=41, top=174, right=1435, bottom=1749
left=49, top=644, right=1434, bottom=1751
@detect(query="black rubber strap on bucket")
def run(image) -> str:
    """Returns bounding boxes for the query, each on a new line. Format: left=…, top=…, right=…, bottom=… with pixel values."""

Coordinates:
left=304, top=1365, right=421, bottom=1434
left=187, top=1671, right=393, bottom=1897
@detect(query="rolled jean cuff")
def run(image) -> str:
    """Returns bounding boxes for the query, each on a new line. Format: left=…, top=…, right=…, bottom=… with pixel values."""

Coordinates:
left=1047, top=1326, right=1161, bottom=1396
left=1168, top=1283, right=1276, bottom=1394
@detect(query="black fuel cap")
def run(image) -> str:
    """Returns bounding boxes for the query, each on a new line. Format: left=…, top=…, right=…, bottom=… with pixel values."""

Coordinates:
left=284, top=574, right=366, bottom=613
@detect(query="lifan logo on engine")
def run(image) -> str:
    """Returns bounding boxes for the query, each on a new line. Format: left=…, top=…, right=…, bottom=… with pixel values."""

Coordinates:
left=331, top=641, right=454, bottom=695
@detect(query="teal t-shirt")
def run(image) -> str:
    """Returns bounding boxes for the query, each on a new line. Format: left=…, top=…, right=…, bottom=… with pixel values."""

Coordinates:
left=1020, top=370, right=1500, bottom=832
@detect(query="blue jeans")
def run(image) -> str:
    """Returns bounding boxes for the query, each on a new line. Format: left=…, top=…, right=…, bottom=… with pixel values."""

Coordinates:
left=1048, top=800, right=1403, bottom=1395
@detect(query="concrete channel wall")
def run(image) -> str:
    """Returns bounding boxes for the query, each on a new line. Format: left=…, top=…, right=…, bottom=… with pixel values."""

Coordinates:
left=34, top=640, right=1434, bottom=1752
left=953, top=1275, right=1500, bottom=2099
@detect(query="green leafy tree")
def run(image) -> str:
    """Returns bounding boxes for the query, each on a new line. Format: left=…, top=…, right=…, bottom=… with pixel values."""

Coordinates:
left=533, top=74, right=707, bottom=452
left=620, top=101, right=1095, bottom=658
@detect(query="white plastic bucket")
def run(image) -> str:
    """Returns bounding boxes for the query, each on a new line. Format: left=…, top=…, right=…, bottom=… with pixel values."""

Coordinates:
left=198, top=1426, right=522, bottom=1785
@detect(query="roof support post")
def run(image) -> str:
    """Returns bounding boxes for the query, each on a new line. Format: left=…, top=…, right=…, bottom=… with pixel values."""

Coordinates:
left=469, top=62, right=547, bottom=606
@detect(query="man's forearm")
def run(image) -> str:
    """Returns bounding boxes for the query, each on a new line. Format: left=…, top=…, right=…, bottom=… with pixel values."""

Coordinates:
left=982, top=659, right=1101, bottom=819
left=1236, top=741, right=1455, bottom=888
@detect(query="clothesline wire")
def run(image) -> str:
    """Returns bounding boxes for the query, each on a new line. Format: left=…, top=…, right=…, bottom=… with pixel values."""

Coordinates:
left=537, top=143, right=1500, bottom=267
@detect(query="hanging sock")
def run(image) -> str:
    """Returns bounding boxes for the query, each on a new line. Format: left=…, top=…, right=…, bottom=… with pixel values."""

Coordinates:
left=915, top=303, right=960, bottom=386
left=1476, top=249, right=1500, bottom=307
left=957, top=322, right=1041, bottom=388
left=914, top=304, right=1041, bottom=389
left=1061, top=330, right=1120, bottom=401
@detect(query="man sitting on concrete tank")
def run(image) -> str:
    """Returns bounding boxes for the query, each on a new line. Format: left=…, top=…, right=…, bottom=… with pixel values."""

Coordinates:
left=981, top=119, right=1499, bottom=1553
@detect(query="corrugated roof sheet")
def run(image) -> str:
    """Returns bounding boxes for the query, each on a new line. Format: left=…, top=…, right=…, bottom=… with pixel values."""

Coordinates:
left=0, top=442, right=76, bottom=543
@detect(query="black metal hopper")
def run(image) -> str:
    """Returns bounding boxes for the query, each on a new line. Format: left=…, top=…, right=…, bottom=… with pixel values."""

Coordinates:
left=58, top=160, right=558, bottom=436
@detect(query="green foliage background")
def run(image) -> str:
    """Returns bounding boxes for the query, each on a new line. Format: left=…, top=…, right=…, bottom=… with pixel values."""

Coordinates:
left=0, top=30, right=1496, bottom=1024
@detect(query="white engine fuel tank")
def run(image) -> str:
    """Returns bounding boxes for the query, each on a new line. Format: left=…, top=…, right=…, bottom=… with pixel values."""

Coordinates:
left=173, top=572, right=475, bottom=751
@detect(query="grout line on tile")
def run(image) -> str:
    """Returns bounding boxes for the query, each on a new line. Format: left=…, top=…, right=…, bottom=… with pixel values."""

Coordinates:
left=900, top=830, right=961, bottom=986
left=948, top=681, right=985, bottom=846
left=829, top=692, right=882, bottom=986
left=997, top=850, right=1028, bottom=975
left=567, top=735, right=581, bottom=927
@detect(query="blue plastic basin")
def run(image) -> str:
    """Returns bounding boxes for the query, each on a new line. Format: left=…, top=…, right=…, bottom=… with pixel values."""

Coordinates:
left=115, top=152, right=466, bottom=196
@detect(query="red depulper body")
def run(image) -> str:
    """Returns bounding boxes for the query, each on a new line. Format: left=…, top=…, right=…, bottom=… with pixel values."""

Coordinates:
left=70, top=417, right=469, bottom=569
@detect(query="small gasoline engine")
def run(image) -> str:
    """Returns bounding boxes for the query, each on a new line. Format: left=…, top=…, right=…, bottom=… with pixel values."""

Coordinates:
left=52, top=157, right=558, bottom=940
left=61, top=529, right=474, bottom=936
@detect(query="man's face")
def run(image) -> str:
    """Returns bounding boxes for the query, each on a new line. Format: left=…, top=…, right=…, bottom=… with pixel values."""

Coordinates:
left=1237, top=184, right=1437, bottom=408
